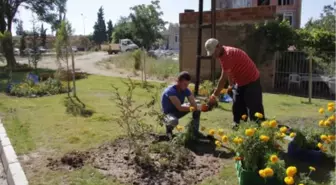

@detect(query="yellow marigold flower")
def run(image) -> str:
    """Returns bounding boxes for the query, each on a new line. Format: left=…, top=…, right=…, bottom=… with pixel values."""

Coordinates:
left=284, top=176, right=295, bottom=185
left=189, top=106, right=195, bottom=112
left=329, top=115, right=336, bottom=122
left=264, top=167, right=274, bottom=177
left=221, top=135, right=228, bottom=143
left=309, top=166, right=316, bottom=171
left=269, top=120, right=277, bottom=128
left=215, top=140, right=221, bottom=148
left=241, top=114, right=247, bottom=120
left=255, top=112, right=263, bottom=119
left=328, top=102, right=335, bottom=107
left=289, top=132, right=296, bottom=138
left=317, top=142, right=323, bottom=149
left=319, top=108, right=325, bottom=114
left=328, top=106, right=335, bottom=112
left=319, top=120, right=325, bottom=127
left=201, top=126, right=206, bottom=131
left=328, top=135, right=336, bottom=141
left=286, top=166, right=297, bottom=177
left=260, top=135, right=270, bottom=142
left=245, top=128, right=255, bottom=137
left=320, top=135, right=328, bottom=141
left=220, top=88, right=227, bottom=94
left=261, top=121, right=269, bottom=127
left=270, top=155, right=279, bottom=163
left=176, top=125, right=184, bottom=132
left=217, top=129, right=225, bottom=136
left=233, top=137, right=243, bottom=144
left=298, top=184, right=304, bottom=185
left=324, top=120, right=331, bottom=127
left=280, top=126, right=288, bottom=133
left=259, top=169, right=267, bottom=178
left=208, top=129, right=215, bottom=136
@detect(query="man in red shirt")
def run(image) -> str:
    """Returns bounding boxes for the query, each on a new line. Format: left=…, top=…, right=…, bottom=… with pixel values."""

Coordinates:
left=205, top=38, right=265, bottom=128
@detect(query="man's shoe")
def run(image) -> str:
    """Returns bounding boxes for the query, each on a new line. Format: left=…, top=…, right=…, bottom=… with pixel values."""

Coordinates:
left=232, top=123, right=239, bottom=130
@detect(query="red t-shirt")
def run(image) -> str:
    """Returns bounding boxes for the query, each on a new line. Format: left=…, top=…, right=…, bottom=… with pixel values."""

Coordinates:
left=219, top=46, right=259, bottom=86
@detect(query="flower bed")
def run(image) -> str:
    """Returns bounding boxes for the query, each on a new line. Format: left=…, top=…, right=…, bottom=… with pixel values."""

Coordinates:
left=8, top=77, right=68, bottom=97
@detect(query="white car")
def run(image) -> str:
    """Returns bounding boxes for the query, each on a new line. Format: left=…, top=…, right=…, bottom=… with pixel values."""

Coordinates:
left=14, top=48, right=20, bottom=55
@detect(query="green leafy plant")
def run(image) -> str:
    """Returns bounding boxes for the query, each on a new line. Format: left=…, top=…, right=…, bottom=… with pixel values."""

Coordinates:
left=9, top=77, right=68, bottom=97
left=132, top=49, right=142, bottom=70
left=111, top=78, right=153, bottom=155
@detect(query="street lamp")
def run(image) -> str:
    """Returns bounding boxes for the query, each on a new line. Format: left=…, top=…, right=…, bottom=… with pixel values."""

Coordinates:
left=81, top=13, right=86, bottom=36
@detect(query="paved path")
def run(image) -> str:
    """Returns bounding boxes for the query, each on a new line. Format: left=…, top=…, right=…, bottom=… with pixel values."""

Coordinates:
left=16, top=52, right=169, bottom=83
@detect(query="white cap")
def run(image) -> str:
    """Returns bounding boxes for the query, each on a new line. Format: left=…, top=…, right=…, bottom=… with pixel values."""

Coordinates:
left=205, top=38, right=219, bottom=56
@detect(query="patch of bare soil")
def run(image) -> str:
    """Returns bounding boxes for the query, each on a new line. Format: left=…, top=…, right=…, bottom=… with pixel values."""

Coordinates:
left=47, top=134, right=234, bottom=185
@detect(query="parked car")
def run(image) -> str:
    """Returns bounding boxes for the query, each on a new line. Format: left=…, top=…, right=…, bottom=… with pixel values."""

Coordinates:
left=38, top=46, right=47, bottom=53
left=14, top=48, right=20, bottom=55
left=72, top=46, right=78, bottom=52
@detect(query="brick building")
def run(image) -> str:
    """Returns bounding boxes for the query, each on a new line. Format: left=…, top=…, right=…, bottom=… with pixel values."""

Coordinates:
left=179, top=6, right=277, bottom=91
left=216, top=0, right=302, bottom=28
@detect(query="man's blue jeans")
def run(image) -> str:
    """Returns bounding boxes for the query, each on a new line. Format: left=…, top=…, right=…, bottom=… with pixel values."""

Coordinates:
left=163, top=110, right=201, bottom=135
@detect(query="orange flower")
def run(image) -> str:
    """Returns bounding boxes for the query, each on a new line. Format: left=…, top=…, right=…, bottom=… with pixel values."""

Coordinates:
left=270, top=155, right=279, bottom=163
left=241, top=114, right=247, bottom=120
left=234, top=156, right=242, bottom=161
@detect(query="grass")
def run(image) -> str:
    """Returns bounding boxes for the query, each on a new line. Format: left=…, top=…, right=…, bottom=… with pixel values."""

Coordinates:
left=96, top=52, right=179, bottom=80
left=0, top=72, right=333, bottom=185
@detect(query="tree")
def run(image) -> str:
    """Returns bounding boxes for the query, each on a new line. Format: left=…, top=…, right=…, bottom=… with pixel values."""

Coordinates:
left=0, top=0, right=57, bottom=68
left=107, top=20, right=114, bottom=43
left=19, top=32, right=26, bottom=56
left=40, top=23, right=47, bottom=47
left=30, top=15, right=41, bottom=73
left=16, top=20, right=24, bottom=36
left=129, top=0, right=166, bottom=50
left=55, top=21, right=72, bottom=96
left=112, top=16, right=135, bottom=44
left=92, top=6, right=107, bottom=45
left=305, top=4, right=335, bottom=33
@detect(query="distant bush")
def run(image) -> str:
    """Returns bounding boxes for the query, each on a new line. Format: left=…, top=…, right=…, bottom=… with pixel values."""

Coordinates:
left=9, top=78, right=68, bottom=97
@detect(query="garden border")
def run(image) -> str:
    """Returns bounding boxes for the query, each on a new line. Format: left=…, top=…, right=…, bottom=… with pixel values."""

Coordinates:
left=0, top=118, right=28, bottom=185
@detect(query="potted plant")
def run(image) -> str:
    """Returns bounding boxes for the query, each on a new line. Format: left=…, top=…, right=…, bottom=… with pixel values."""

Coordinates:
left=317, top=102, right=335, bottom=157
left=228, top=115, right=286, bottom=185
left=287, top=128, right=325, bottom=163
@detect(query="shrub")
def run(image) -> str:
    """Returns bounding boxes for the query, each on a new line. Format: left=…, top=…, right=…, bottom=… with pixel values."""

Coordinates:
left=63, top=97, right=94, bottom=117
left=132, top=49, right=142, bottom=70
left=9, top=77, right=68, bottom=97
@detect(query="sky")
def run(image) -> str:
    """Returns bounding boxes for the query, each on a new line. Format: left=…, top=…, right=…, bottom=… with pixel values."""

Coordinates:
left=13, top=0, right=335, bottom=36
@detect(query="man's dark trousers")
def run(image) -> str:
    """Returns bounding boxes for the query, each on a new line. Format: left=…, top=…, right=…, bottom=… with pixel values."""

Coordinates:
left=232, top=78, right=265, bottom=124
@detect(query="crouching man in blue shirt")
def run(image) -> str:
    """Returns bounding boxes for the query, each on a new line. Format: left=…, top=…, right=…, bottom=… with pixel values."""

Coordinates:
left=161, top=71, right=201, bottom=139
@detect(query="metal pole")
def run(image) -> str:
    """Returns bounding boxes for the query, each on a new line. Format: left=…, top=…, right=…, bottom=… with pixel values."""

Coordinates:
left=211, top=0, right=216, bottom=83
left=81, top=13, right=86, bottom=36
left=195, top=0, right=204, bottom=96
left=308, top=54, right=313, bottom=103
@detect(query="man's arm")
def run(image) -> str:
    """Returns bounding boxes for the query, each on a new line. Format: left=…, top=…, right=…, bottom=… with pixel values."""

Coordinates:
left=169, top=96, right=191, bottom=112
left=212, top=69, right=227, bottom=97
left=187, top=94, right=198, bottom=110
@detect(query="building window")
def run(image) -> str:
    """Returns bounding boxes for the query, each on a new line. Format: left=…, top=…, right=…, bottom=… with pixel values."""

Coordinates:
left=258, top=0, right=270, bottom=6
left=284, top=12, right=293, bottom=26
left=278, top=0, right=294, bottom=5
left=175, top=34, right=179, bottom=43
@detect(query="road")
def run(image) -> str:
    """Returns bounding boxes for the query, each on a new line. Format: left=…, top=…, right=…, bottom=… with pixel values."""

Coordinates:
left=15, top=52, right=168, bottom=82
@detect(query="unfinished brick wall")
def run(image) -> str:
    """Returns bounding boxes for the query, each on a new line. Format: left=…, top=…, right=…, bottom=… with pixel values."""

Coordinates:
left=179, top=6, right=276, bottom=92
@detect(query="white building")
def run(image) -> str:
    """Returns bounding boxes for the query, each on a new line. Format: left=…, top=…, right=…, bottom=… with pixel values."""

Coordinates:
left=162, top=23, right=179, bottom=51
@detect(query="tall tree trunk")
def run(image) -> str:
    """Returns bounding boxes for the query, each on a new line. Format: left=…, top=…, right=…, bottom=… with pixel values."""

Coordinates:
left=2, top=32, right=16, bottom=68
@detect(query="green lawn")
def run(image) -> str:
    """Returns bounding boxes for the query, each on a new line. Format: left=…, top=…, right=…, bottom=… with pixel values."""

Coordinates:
left=0, top=74, right=333, bottom=185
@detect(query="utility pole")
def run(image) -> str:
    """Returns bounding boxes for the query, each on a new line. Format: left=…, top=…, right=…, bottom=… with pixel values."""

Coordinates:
left=81, top=13, right=86, bottom=36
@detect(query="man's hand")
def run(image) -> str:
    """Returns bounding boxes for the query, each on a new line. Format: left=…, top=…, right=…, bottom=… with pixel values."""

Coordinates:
left=208, top=94, right=218, bottom=106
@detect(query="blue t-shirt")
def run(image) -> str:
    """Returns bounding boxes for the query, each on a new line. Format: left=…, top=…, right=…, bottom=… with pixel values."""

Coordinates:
left=161, top=85, right=191, bottom=114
